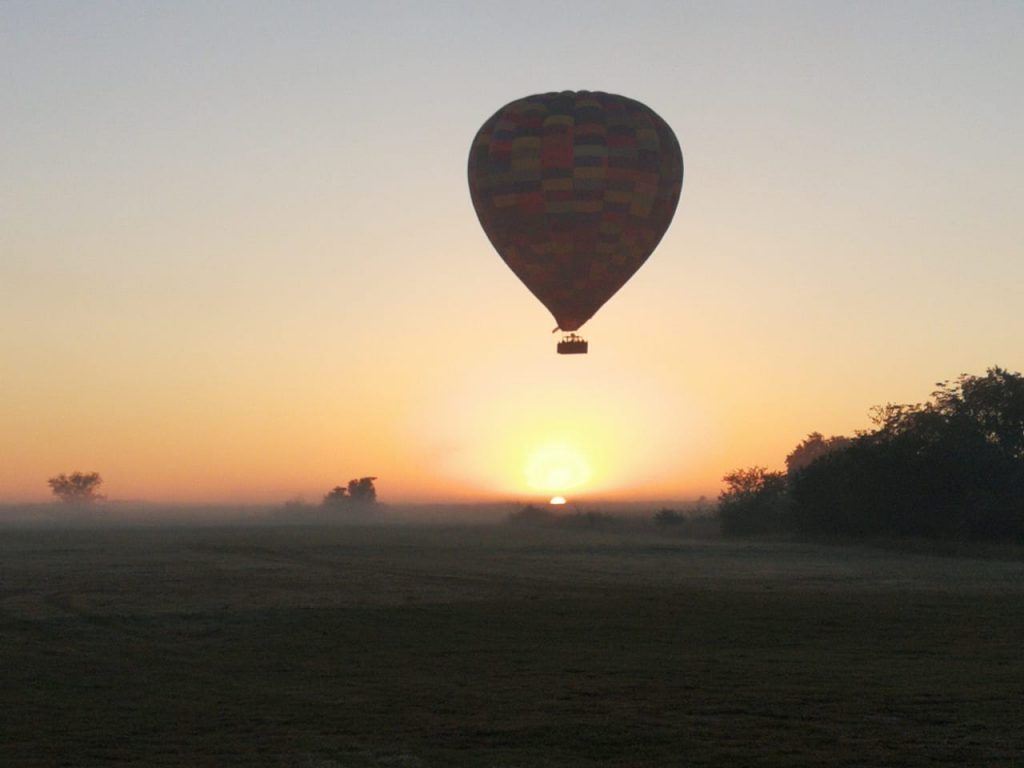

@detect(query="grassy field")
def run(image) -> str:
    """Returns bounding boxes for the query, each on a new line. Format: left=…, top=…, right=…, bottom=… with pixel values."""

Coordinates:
left=1, top=523, right=1023, bottom=767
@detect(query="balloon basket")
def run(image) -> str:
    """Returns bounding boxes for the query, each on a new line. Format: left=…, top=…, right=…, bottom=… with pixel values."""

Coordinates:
left=557, top=334, right=588, bottom=355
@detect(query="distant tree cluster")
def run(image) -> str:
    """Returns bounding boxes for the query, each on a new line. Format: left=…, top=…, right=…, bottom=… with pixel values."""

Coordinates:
left=719, top=367, right=1024, bottom=542
left=792, top=368, right=1024, bottom=540
left=323, top=477, right=378, bottom=507
left=48, top=472, right=104, bottom=504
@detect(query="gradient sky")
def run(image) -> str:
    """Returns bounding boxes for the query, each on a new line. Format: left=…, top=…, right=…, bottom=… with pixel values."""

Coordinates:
left=3, top=1, right=1023, bottom=504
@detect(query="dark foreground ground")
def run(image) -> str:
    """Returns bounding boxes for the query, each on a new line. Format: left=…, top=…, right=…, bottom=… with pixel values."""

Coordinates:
left=1, top=524, right=1023, bottom=767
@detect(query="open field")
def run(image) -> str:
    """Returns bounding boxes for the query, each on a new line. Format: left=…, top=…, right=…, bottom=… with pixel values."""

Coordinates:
left=2, top=523, right=1023, bottom=767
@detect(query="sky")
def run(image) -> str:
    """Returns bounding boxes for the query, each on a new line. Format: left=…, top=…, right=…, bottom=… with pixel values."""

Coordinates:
left=3, top=1, right=1023, bottom=505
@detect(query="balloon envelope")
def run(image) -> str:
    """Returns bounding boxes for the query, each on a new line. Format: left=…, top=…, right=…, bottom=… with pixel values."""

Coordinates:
left=468, top=91, right=683, bottom=332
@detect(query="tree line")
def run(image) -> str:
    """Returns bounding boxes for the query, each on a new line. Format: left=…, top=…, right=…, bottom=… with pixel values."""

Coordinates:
left=719, top=367, right=1024, bottom=542
left=45, top=471, right=378, bottom=512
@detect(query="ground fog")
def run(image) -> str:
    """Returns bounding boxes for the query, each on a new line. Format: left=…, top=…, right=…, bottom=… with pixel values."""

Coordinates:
left=1, top=523, right=1022, bottom=767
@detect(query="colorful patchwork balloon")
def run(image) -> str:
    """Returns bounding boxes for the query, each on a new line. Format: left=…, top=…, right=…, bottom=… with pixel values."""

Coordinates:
left=468, top=91, right=683, bottom=351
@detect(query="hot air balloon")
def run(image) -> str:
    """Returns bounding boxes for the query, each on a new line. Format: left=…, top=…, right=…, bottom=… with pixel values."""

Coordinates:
left=468, top=90, right=683, bottom=354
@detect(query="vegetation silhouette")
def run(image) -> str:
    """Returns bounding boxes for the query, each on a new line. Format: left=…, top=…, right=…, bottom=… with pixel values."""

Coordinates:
left=323, top=477, right=378, bottom=509
left=793, top=367, right=1024, bottom=540
left=47, top=472, right=104, bottom=504
left=718, top=467, right=789, bottom=536
left=785, top=432, right=853, bottom=474
left=723, top=367, right=1024, bottom=542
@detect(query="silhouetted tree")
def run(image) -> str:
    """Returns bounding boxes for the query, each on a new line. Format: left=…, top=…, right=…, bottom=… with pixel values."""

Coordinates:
left=718, top=466, right=789, bottom=536
left=347, top=476, right=378, bottom=503
left=323, top=486, right=349, bottom=504
left=934, top=367, right=1024, bottom=460
left=791, top=367, right=1024, bottom=540
left=786, top=432, right=853, bottom=474
left=323, top=477, right=378, bottom=509
left=48, top=472, right=104, bottom=504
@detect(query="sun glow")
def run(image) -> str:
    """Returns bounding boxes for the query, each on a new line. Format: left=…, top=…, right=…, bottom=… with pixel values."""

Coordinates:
left=524, top=443, right=592, bottom=493
left=550, top=496, right=567, bottom=505
left=412, top=349, right=711, bottom=500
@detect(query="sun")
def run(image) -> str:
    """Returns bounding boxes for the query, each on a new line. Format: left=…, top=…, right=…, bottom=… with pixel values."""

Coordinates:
left=524, top=443, right=592, bottom=493
left=549, top=496, right=567, bottom=505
